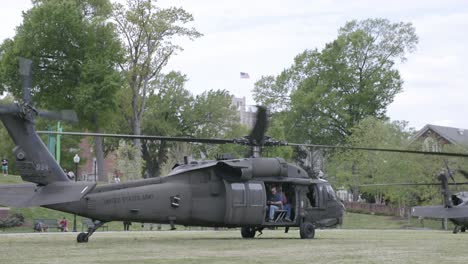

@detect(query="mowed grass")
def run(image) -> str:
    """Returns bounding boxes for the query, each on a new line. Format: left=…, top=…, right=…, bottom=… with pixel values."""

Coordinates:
left=0, top=229, right=467, bottom=264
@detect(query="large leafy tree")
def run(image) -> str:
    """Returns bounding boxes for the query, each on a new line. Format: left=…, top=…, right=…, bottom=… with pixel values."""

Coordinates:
left=141, top=83, right=243, bottom=177
left=0, top=0, right=123, bottom=180
left=113, top=0, right=201, bottom=155
left=254, top=18, right=418, bottom=146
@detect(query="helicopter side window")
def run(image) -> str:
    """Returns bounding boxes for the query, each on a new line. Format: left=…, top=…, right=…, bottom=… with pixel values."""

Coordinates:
left=307, top=185, right=318, bottom=207
left=325, top=184, right=337, bottom=200
left=231, top=183, right=246, bottom=206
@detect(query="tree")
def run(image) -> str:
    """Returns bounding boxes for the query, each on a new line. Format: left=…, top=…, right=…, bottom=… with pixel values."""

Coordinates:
left=186, top=90, right=242, bottom=159
left=113, top=0, right=201, bottom=155
left=141, top=82, right=243, bottom=177
left=0, top=0, right=123, bottom=180
left=325, top=117, right=465, bottom=207
left=141, top=71, right=192, bottom=177
left=253, top=18, right=418, bottom=146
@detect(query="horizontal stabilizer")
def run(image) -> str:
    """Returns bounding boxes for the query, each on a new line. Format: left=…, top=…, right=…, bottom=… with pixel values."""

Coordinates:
left=0, top=182, right=96, bottom=208
left=411, top=206, right=468, bottom=219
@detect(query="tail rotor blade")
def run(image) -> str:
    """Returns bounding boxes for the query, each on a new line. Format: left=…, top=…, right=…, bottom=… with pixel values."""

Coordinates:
left=19, top=57, right=33, bottom=104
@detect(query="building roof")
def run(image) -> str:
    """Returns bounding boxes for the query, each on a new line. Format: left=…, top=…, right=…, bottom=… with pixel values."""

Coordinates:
left=413, top=124, right=468, bottom=148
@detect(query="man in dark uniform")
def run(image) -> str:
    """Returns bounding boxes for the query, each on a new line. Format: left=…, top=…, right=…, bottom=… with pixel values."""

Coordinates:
left=267, top=186, right=282, bottom=222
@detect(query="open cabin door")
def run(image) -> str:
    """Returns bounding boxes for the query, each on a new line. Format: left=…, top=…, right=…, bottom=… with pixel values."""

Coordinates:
left=224, top=181, right=265, bottom=225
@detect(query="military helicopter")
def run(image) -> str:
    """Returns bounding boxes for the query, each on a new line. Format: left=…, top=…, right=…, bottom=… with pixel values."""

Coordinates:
left=0, top=58, right=346, bottom=242
left=1, top=58, right=468, bottom=243
left=361, top=160, right=468, bottom=234
left=411, top=162, right=468, bottom=234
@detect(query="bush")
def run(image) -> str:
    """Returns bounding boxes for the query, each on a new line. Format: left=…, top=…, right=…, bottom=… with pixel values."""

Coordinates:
left=0, top=213, right=25, bottom=228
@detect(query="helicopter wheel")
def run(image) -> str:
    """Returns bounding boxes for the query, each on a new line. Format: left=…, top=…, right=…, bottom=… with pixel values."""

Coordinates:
left=461, top=227, right=466, bottom=233
left=77, top=232, right=89, bottom=243
left=299, top=222, right=315, bottom=239
left=241, top=227, right=256, bottom=238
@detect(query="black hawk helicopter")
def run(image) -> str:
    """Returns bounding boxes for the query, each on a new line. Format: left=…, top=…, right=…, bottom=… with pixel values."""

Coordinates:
left=0, top=58, right=346, bottom=242
left=411, top=161, right=468, bottom=233
left=1, top=58, right=468, bottom=243
left=361, top=162, right=468, bottom=234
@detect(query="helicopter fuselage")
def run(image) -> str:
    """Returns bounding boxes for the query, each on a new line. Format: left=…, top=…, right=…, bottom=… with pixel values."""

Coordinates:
left=47, top=159, right=344, bottom=229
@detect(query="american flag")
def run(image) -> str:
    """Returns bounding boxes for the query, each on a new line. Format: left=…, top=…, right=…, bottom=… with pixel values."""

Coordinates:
left=240, top=72, right=250, bottom=79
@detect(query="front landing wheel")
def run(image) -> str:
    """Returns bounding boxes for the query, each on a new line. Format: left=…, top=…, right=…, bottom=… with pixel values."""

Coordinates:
left=77, top=232, right=89, bottom=243
left=299, top=222, right=315, bottom=239
left=241, top=227, right=256, bottom=238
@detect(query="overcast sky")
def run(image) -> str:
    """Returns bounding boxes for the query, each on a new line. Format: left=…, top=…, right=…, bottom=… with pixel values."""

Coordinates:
left=1, top=0, right=467, bottom=130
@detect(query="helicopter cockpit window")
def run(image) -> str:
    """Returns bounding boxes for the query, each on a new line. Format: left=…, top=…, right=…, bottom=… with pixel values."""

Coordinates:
left=307, top=185, right=318, bottom=207
left=325, top=184, right=337, bottom=200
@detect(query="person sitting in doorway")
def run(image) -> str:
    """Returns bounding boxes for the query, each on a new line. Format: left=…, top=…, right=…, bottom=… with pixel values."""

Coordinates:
left=280, top=189, right=292, bottom=222
left=267, top=186, right=283, bottom=222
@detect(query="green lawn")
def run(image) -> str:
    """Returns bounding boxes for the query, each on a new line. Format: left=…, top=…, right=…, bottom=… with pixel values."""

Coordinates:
left=0, top=230, right=467, bottom=264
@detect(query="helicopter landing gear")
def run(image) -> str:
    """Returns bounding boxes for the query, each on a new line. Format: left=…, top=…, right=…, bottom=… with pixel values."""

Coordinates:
left=77, top=220, right=107, bottom=243
left=453, top=226, right=460, bottom=234
left=299, top=221, right=315, bottom=239
left=241, top=226, right=256, bottom=238
left=461, top=227, right=466, bottom=233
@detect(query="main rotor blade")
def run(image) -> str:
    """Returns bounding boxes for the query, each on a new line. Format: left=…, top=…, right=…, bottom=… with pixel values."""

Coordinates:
left=0, top=104, right=20, bottom=114
left=457, top=169, right=468, bottom=180
left=38, top=110, right=78, bottom=123
left=36, top=131, right=236, bottom=144
left=286, top=143, right=468, bottom=158
left=360, top=182, right=468, bottom=187
left=248, top=106, right=268, bottom=145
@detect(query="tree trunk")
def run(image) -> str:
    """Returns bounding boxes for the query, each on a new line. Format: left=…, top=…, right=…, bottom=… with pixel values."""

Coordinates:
left=131, top=113, right=142, bottom=153
left=94, top=133, right=105, bottom=182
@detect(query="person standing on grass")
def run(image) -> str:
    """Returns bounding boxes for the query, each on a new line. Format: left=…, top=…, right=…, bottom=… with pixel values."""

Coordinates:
left=59, top=217, right=69, bottom=232
left=2, top=158, right=8, bottom=176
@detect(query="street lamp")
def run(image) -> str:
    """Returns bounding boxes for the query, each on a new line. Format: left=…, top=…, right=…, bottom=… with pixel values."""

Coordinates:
left=93, top=157, right=97, bottom=182
left=73, top=154, right=80, bottom=232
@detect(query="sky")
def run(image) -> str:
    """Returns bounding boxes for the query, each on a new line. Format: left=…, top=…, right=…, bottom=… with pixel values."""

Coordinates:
left=1, top=0, right=467, bottom=130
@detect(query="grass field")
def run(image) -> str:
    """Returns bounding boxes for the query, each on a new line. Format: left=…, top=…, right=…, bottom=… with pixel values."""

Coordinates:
left=0, top=229, right=467, bottom=264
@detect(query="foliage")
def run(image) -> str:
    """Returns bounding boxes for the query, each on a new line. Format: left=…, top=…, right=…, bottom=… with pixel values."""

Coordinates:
left=141, top=71, right=192, bottom=177
left=186, top=90, right=243, bottom=160
left=0, top=0, right=124, bottom=181
left=0, top=213, right=25, bottom=228
left=116, top=140, right=144, bottom=181
left=0, top=96, right=17, bottom=174
left=326, top=117, right=468, bottom=206
left=141, top=73, right=244, bottom=176
left=113, top=0, right=202, bottom=154
left=0, top=0, right=122, bottom=119
left=254, top=18, right=418, bottom=146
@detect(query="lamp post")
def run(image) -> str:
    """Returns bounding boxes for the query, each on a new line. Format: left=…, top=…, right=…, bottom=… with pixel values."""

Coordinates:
left=73, top=154, right=80, bottom=232
left=93, top=157, right=97, bottom=182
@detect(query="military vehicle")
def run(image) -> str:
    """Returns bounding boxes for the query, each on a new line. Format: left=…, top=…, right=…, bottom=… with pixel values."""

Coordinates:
left=411, top=162, right=468, bottom=233
left=1, top=58, right=467, bottom=243
left=0, top=58, right=346, bottom=243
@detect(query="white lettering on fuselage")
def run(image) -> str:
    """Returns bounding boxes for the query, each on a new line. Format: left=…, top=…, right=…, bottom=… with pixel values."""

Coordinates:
left=104, top=193, right=154, bottom=205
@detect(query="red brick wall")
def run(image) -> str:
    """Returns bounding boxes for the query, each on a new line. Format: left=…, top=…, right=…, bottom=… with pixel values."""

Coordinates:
left=78, top=138, right=119, bottom=182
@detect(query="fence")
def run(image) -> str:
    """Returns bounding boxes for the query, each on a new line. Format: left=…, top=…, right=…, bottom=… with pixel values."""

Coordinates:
left=344, top=201, right=409, bottom=217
